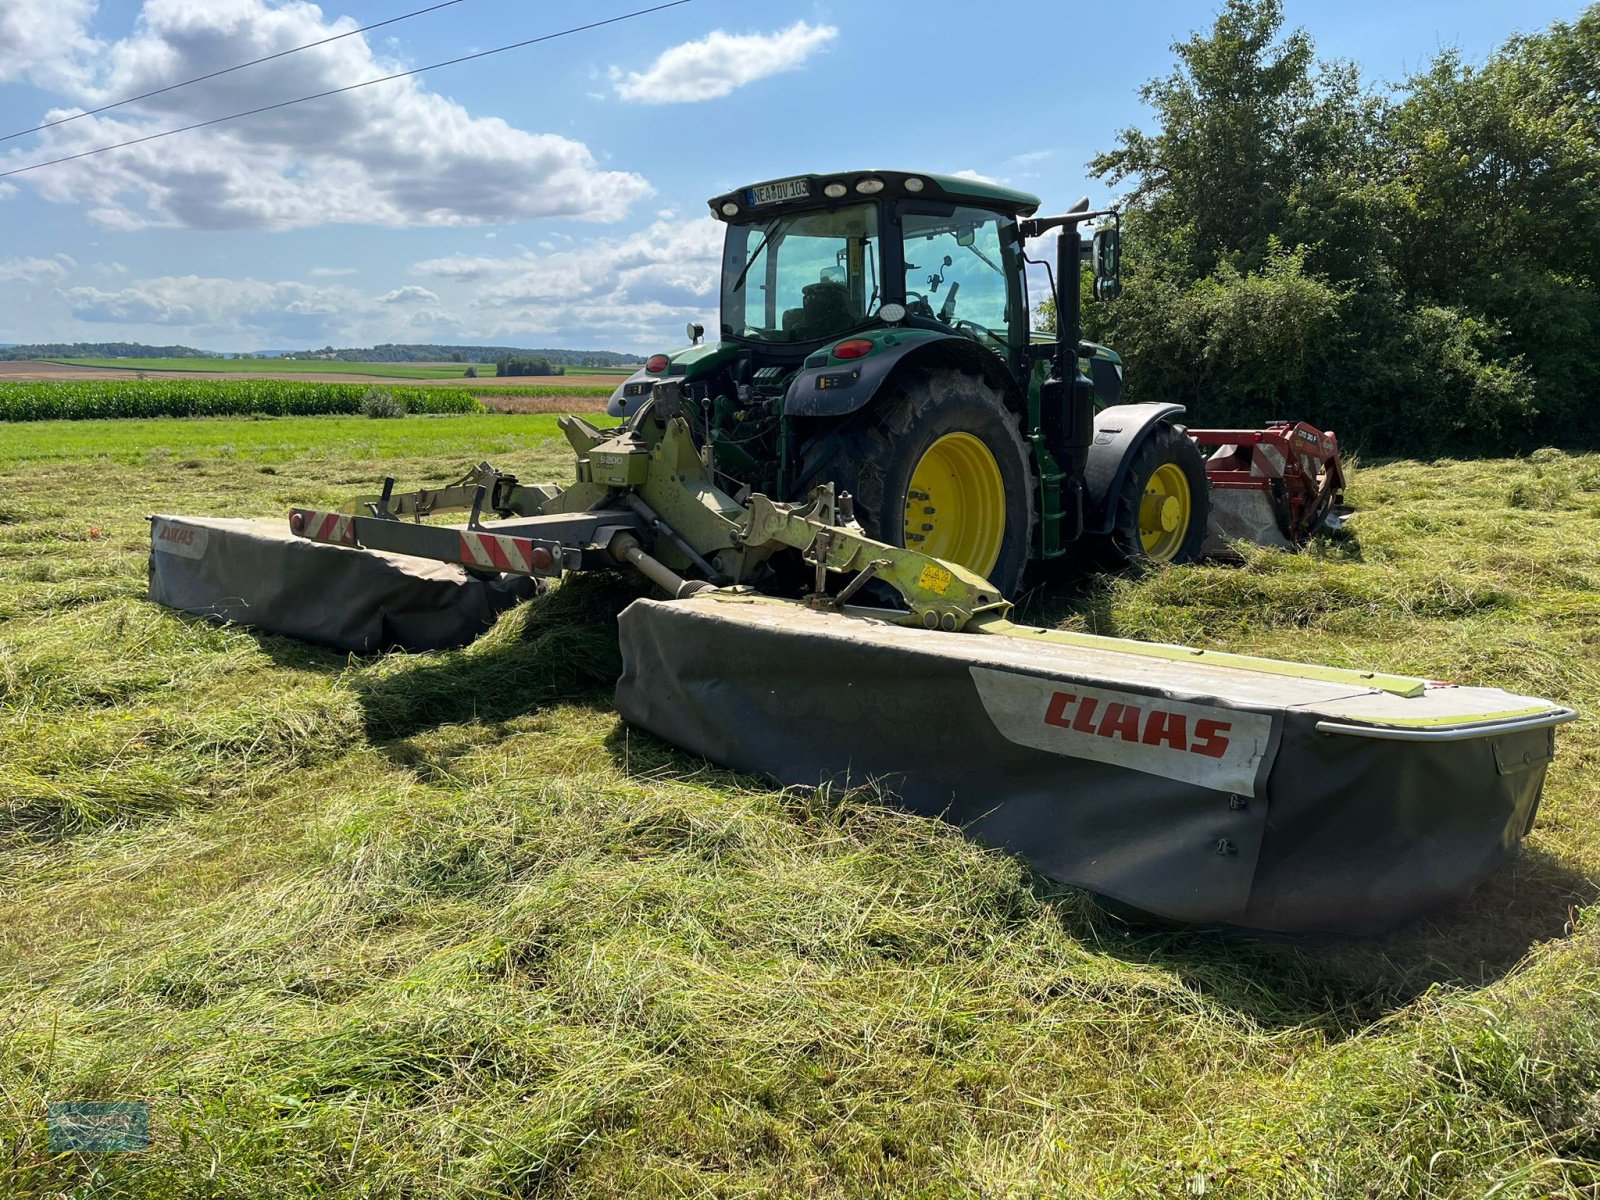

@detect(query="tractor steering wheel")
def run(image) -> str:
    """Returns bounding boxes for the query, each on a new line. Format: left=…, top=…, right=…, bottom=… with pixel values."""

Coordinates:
left=904, top=289, right=934, bottom=319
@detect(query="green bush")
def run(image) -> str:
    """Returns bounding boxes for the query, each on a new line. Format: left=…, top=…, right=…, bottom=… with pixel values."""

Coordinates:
left=358, top=389, right=407, bottom=419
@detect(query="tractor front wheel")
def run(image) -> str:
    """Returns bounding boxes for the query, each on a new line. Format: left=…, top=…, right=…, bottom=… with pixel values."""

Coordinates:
left=1098, top=423, right=1209, bottom=566
left=795, top=368, right=1036, bottom=597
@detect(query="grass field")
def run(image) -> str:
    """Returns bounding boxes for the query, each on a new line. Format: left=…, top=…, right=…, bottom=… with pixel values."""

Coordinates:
left=1, top=418, right=1598, bottom=1198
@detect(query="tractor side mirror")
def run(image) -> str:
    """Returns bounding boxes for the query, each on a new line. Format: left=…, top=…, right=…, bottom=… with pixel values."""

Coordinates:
left=1092, top=227, right=1122, bottom=301
left=955, top=226, right=975, bottom=248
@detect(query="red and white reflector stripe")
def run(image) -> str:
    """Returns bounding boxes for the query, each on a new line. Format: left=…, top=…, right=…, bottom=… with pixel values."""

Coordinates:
left=460, top=530, right=539, bottom=574
left=290, top=508, right=357, bottom=547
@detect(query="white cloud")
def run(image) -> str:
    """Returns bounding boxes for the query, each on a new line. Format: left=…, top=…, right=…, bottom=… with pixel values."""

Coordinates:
left=413, top=216, right=723, bottom=347
left=415, top=217, right=721, bottom=302
left=308, top=266, right=358, bottom=277
left=380, top=285, right=438, bottom=304
left=0, top=256, right=73, bottom=283
left=65, top=275, right=358, bottom=336
left=610, top=21, right=837, bottom=104
left=952, top=169, right=1003, bottom=185
left=3, top=0, right=653, bottom=231
left=0, top=0, right=101, bottom=91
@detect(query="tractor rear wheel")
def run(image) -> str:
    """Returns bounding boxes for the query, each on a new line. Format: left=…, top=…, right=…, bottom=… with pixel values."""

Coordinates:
left=795, top=368, right=1035, bottom=597
left=1098, top=423, right=1209, bottom=566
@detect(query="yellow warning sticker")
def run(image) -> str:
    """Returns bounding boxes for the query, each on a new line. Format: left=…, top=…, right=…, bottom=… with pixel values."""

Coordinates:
left=917, top=563, right=953, bottom=596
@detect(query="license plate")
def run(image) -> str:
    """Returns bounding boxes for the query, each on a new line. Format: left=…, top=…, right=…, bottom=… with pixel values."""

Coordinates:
left=747, top=178, right=810, bottom=206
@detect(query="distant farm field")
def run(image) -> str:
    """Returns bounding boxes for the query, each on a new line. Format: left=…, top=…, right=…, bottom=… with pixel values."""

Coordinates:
left=0, top=415, right=1598, bottom=1198
left=1, top=359, right=633, bottom=388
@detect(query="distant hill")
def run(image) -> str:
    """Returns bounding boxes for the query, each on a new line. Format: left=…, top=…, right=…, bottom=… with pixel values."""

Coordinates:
left=0, top=341, right=216, bottom=361
left=275, top=343, right=644, bottom=368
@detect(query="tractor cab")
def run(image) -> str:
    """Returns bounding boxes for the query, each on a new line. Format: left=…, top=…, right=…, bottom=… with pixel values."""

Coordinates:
left=711, top=171, right=1040, bottom=374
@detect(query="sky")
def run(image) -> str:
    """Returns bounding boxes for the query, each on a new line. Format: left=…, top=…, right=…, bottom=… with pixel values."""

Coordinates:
left=0, top=0, right=1585, bottom=354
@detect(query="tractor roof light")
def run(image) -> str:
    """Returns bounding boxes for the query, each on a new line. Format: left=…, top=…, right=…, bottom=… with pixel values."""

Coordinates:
left=833, top=339, right=873, bottom=360
left=904, top=177, right=925, bottom=192
left=646, top=353, right=670, bottom=373
left=720, top=201, right=740, bottom=216
left=855, top=178, right=885, bottom=195
left=823, top=182, right=848, bottom=199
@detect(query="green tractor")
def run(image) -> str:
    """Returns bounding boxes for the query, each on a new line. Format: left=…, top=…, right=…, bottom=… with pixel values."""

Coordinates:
left=608, top=169, right=1209, bottom=596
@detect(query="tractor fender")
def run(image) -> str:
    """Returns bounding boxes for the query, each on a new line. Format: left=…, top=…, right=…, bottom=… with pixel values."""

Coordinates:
left=783, top=332, right=1020, bottom=419
left=607, top=367, right=652, bottom=418
left=1083, top=402, right=1188, bottom=535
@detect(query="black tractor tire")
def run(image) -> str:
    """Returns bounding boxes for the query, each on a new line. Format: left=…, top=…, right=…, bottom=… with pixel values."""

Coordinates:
left=794, top=368, right=1036, bottom=597
left=1096, top=422, right=1210, bottom=567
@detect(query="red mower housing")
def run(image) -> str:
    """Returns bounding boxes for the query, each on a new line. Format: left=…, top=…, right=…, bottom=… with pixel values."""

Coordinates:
left=1190, top=421, right=1348, bottom=553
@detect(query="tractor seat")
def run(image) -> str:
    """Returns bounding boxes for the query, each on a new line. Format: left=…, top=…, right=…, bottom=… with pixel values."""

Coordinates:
left=782, top=280, right=854, bottom=340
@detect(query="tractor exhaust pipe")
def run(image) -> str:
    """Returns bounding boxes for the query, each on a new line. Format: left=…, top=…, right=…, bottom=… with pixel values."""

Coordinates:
left=1021, top=196, right=1105, bottom=535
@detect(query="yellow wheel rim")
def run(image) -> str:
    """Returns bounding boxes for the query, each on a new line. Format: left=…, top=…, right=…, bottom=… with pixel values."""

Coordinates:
left=1139, top=462, right=1192, bottom=561
left=904, top=432, right=1007, bottom=578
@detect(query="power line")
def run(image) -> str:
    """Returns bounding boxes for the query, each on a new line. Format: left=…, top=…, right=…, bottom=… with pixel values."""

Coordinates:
left=0, top=0, right=469, bottom=146
left=0, top=0, right=693, bottom=181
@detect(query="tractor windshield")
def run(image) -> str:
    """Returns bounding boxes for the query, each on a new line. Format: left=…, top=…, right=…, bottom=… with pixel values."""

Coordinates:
left=721, top=204, right=881, bottom=344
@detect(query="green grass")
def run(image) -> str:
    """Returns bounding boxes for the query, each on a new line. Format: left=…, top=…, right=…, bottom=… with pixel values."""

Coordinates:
left=0, top=413, right=571, bottom=472
left=48, top=358, right=496, bottom=380
left=0, top=423, right=1597, bottom=1198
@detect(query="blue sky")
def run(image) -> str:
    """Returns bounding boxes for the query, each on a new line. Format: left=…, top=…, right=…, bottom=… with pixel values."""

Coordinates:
left=0, top=0, right=1583, bottom=353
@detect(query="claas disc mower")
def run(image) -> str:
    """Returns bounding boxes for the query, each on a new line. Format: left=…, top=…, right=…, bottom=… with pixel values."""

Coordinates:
left=150, top=170, right=1576, bottom=934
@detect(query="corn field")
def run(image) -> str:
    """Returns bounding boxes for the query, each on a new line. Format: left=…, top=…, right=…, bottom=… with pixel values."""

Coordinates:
left=0, top=379, right=485, bottom=421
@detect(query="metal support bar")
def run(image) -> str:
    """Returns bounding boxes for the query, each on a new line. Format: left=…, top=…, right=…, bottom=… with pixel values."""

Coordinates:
left=611, top=533, right=712, bottom=599
left=624, top=493, right=724, bottom=582
left=834, top=558, right=888, bottom=606
left=1315, top=709, right=1579, bottom=742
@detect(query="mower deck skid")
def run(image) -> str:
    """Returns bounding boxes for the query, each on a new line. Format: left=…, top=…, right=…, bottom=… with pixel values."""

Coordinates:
left=616, top=594, right=1574, bottom=934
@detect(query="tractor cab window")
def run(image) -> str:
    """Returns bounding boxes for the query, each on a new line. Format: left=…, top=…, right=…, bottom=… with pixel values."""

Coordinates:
left=900, top=207, right=1021, bottom=350
left=721, top=204, right=880, bottom=344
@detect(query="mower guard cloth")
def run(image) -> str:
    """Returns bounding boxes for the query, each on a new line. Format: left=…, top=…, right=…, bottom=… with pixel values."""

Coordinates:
left=615, top=596, right=1570, bottom=934
left=149, top=515, right=537, bottom=654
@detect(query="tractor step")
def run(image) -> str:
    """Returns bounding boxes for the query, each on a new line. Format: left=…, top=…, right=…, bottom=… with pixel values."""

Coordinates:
left=615, top=593, right=1574, bottom=934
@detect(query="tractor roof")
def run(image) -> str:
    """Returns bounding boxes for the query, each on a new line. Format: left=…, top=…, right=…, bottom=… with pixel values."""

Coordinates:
left=708, top=170, right=1042, bottom=223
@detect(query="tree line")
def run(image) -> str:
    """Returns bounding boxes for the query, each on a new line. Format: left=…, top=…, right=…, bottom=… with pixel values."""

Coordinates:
left=0, top=342, right=213, bottom=361
left=281, top=344, right=642, bottom=368
left=493, top=356, right=564, bottom=377
left=1056, top=1, right=1598, bottom=456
